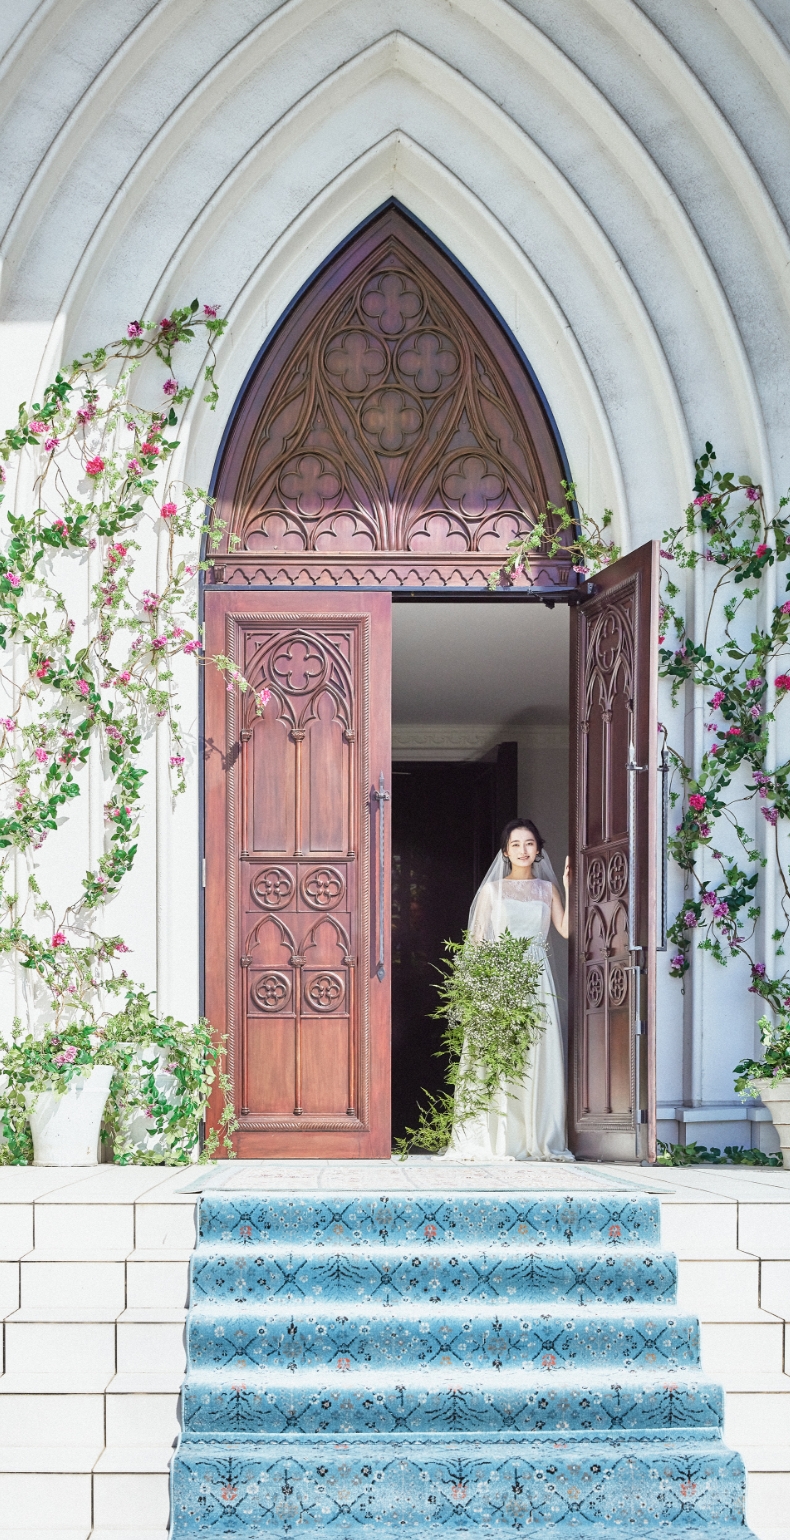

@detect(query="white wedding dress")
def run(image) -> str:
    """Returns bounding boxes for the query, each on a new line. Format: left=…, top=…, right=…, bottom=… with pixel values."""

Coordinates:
left=446, top=876, right=574, bottom=1162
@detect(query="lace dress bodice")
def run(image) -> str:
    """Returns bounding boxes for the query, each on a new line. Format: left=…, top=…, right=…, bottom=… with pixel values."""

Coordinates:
left=470, top=878, right=553, bottom=948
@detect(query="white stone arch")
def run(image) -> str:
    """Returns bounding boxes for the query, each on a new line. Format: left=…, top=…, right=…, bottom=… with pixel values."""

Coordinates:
left=1, top=0, right=778, bottom=514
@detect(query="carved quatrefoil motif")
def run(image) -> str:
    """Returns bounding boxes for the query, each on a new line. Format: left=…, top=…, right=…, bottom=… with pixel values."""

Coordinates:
left=251, top=972, right=291, bottom=1011
left=301, top=868, right=345, bottom=910
left=251, top=867, right=295, bottom=910
left=305, top=973, right=345, bottom=1011
left=608, top=964, right=628, bottom=1007
left=587, top=858, right=606, bottom=902
left=586, top=965, right=605, bottom=1009
left=608, top=851, right=628, bottom=897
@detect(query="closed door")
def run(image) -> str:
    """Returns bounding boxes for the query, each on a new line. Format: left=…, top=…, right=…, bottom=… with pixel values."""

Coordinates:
left=204, top=591, right=392, bottom=1157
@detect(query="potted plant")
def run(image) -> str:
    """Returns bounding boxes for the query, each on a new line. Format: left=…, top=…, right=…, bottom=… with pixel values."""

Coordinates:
left=102, top=990, right=237, bottom=1165
left=0, top=1020, right=115, bottom=1165
left=734, top=1013, right=790, bottom=1164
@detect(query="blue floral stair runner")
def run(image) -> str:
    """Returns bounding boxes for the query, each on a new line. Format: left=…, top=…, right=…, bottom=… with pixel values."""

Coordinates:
left=170, top=1189, right=753, bottom=1536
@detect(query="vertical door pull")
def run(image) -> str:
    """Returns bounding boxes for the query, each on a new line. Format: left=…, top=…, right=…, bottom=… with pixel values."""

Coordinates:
left=627, top=740, right=647, bottom=953
left=658, top=744, right=669, bottom=951
left=373, top=772, right=390, bottom=982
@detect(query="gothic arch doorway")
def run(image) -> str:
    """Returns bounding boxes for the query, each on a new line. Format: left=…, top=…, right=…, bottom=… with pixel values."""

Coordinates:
left=203, top=205, right=657, bottom=1161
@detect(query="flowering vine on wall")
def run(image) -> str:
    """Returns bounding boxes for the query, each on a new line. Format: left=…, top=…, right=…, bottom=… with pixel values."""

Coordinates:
left=502, top=447, right=790, bottom=1106
left=0, top=302, right=266, bottom=1163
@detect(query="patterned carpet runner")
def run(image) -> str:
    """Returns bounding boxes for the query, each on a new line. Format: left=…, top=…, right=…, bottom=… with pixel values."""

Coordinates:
left=170, top=1189, right=753, bottom=1536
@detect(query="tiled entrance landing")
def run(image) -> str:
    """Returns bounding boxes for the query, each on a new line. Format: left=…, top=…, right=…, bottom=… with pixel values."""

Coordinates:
left=0, top=1159, right=788, bottom=1540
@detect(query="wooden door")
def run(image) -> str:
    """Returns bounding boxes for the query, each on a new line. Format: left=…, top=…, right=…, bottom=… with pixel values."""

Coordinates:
left=204, top=591, right=392, bottom=1157
left=569, top=542, right=659, bottom=1163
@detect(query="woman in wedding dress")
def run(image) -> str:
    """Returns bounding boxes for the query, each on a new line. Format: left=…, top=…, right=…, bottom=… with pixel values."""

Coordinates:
left=446, top=818, right=574, bottom=1162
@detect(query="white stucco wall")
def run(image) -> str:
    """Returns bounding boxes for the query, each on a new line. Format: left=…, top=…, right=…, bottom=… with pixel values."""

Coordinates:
left=1, top=0, right=789, bottom=1143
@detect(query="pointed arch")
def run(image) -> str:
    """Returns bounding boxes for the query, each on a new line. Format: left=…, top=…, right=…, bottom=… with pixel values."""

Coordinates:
left=209, top=204, right=574, bottom=591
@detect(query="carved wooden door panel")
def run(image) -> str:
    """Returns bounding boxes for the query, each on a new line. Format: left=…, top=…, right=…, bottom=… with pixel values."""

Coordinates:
left=204, top=592, right=391, bottom=1158
left=569, top=542, right=659, bottom=1163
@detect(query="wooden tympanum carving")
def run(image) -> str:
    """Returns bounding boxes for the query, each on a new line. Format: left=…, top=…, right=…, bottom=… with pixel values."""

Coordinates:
left=210, top=206, right=572, bottom=590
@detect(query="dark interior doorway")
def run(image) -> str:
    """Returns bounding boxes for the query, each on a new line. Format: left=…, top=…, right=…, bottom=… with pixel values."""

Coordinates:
left=390, top=745, right=518, bottom=1142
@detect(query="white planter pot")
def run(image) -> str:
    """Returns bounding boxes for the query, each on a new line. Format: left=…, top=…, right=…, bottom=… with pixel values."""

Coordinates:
left=120, top=1046, right=179, bottom=1158
left=751, top=1078, right=790, bottom=1164
left=27, top=1064, right=114, bottom=1166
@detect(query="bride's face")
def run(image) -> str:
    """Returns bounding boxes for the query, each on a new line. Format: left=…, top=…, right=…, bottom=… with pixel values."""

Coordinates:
left=506, top=828, right=538, bottom=872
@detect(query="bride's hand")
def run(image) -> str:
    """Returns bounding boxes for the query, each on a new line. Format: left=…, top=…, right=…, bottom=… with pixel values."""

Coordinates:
left=563, top=856, right=571, bottom=890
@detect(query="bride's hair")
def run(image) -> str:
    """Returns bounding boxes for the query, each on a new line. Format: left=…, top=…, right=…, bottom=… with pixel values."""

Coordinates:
left=500, top=818, right=544, bottom=859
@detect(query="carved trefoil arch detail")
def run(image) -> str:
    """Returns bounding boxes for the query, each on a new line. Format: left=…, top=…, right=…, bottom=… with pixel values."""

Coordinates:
left=210, top=206, right=574, bottom=591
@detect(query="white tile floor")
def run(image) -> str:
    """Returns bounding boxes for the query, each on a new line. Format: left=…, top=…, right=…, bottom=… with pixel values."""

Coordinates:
left=0, top=1159, right=787, bottom=1539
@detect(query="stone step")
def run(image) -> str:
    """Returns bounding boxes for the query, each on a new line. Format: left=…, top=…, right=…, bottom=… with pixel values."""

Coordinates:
left=186, top=1300, right=700, bottom=1374
left=169, top=1428, right=750, bottom=1535
left=190, top=1241, right=677, bottom=1307
left=182, top=1364, right=723, bottom=1435
left=198, top=1190, right=661, bottom=1248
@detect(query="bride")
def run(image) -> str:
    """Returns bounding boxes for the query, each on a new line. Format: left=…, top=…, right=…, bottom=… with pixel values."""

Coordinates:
left=445, top=818, right=574, bottom=1162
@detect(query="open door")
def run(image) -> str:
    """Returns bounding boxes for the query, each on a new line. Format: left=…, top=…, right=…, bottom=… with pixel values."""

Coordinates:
left=569, top=542, right=659, bottom=1163
left=204, top=592, right=392, bottom=1157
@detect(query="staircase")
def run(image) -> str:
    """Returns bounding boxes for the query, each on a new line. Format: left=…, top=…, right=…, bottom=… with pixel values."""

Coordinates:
left=170, top=1188, right=754, bottom=1536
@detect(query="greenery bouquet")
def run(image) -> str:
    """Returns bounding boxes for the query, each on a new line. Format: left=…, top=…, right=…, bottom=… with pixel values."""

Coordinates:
left=396, top=928, right=546, bottom=1156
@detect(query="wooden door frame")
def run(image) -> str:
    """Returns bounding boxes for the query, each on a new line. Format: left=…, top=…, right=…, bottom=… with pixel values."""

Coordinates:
left=197, top=202, right=657, bottom=1160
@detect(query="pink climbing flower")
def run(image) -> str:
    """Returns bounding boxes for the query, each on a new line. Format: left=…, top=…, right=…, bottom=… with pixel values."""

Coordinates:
left=162, top=379, right=178, bottom=396
left=727, top=726, right=742, bottom=736
left=140, top=441, right=160, bottom=457
left=710, top=690, right=725, bottom=709
left=127, top=458, right=142, bottom=475
left=28, top=419, right=46, bottom=434
left=659, top=548, right=674, bottom=559
left=697, top=823, right=711, bottom=838
left=117, top=671, right=131, bottom=684
left=170, top=755, right=185, bottom=767
left=4, top=572, right=20, bottom=588
left=712, top=900, right=729, bottom=918
left=746, top=678, right=763, bottom=691
left=746, top=486, right=761, bottom=502
left=683, top=911, right=698, bottom=928
left=756, top=543, right=769, bottom=557
left=115, top=942, right=130, bottom=953
left=44, top=437, right=59, bottom=452
left=688, top=793, right=707, bottom=812
left=702, top=891, right=717, bottom=907
left=51, top=932, right=66, bottom=948
left=258, top=688, right=271, bottom=709
left=750, top=704, right=761, bottom=719
left=670, top=953, right=686, bottom=971
left=85, top=456, right=105, bottom=477
left=142, top=591, right=160, bottom=613
left=152, top=634, right=167, bottom=650
left=76, top=680, right=90, bottom=696
left=762, top=806, right=779, bottom=826
left=776, top=675, right=790, bottom=692
left=694, top=493, right=712, bottom=506
left=160, top=502, right=177, bottom=518
left=0, top=717, right=14, bottom=731
left=159, top=317, right=173, bottom=331
left=53, top=1045, right=78, bottom=1066
left=782, top=602, right=790, bottom=615
left=183, top=639, right=201, bottom=654
left=34, top=747, right=48, bottom=763
left=203, top=304, right=218, bottom=318
left=127, top=321, right=143, bottom=338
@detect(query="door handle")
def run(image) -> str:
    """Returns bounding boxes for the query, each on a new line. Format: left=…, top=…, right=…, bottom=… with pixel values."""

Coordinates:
left=372, top=772, right=390, bottom=981
left=627, top=740, right=647, bottom=954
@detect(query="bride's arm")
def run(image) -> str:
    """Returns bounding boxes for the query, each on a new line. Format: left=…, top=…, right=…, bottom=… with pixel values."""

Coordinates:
left=550, top=859, right=571, bottom=939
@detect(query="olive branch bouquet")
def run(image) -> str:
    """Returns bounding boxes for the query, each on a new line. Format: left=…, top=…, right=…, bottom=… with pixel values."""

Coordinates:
left=395, top=928, right=546, bottom=1156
